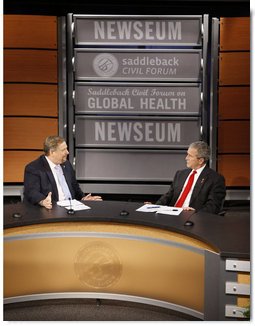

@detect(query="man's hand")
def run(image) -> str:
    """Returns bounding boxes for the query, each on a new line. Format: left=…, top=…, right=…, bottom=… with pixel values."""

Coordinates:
left=82, top=193, right=102, bottom=201
left=182, top=206, right=195, bottom=211
left=39, top=192, right=52, bottom=209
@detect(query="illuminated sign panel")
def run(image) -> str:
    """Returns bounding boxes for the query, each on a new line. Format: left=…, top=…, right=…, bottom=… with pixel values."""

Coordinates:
left=76, top=149, right=187, bottom=181
left=74, top=49, right=202, bottom=81
left=68, top=14, right=207, bottom=190
left=75, top=83, right=201, bottom=115
left=75, top=116, right=200, bottom=148
left=74, top=15, right=202, bottom=46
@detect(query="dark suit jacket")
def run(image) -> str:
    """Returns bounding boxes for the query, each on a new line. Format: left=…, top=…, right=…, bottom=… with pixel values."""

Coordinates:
left=156, top=166, right=226, bottom=214
left=24, top=155, right=85, bottom=205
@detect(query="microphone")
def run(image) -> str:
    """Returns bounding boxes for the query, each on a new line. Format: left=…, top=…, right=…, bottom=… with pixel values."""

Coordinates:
left=12, top=202, right=22, bottom=219
left=67, top=197, right=75, bottom=215
left=120, top=200, right=130, bottom=216
left=12, top=212, right=22, bottom=219
left=183, top=212, right=195, bottom=227
left=184, top=220, right=194, bottom=227
left=120, top=209, right=129, bottom=216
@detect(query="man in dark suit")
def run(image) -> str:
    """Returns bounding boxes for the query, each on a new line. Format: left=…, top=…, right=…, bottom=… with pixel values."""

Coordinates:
left=155, top=141, right=226, bottom=214
left=24, top=135, right=102, bottom=209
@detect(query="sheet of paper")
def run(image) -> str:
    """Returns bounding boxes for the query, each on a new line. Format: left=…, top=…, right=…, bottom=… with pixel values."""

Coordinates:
left=136, top=204, right=162, bottom=212
left=57, top=199, right=91, bottom=211
left=136, top=204, right=182, bottom=215
left=64, top=204, right=91, bottom=211
left=156, top=206, right=183, bottom=216
left=57, top=199, right=80, bottom=207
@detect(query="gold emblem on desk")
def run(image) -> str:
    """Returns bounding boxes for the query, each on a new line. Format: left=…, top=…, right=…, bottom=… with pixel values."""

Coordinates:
left=74, top=241, right=122, bottom=289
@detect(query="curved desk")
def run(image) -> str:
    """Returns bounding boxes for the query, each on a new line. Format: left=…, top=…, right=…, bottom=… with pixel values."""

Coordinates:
left=4, top=201, right=250, bottom=320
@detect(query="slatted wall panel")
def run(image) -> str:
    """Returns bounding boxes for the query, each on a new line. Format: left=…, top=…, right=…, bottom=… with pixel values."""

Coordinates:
left=218, top=17, right=250, bottom=187
left=4, top=15, right=58, bottom=183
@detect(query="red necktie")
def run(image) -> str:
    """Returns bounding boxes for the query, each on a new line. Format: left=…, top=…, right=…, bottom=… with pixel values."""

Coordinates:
left=175, top=170, right=197, bottom=207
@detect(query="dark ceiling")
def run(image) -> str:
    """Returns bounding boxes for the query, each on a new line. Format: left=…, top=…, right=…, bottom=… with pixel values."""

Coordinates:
left=4, top=0, right=250, bottom=17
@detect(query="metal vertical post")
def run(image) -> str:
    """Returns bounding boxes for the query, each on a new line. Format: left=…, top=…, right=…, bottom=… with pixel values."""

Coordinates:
left=201, top=14, right=209, bottom=142
left=209, top=18, right=219, bottom=170
left=57, top=16, right=67, bottom=139
left=66, top=13, right=75, bottom=166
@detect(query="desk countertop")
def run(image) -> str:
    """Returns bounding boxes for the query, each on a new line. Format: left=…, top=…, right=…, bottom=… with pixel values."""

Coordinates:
left=4, top=200, right=250, bottom=259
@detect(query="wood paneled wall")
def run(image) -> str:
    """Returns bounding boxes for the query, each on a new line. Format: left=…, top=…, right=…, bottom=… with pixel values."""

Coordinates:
left=218, top=17, right=250, bottom=187
left=4, top=15, right=58, bottom=183
left=4, top=50, right=58, bottom=83
left=3, top=15, right=250, bottom=189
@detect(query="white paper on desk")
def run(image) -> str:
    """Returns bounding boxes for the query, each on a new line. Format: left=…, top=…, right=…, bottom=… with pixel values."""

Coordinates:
left=57, top=199, right=79, bottom=207
left=57, top=199, right=91, bottom=211
left=156, top=206, right=183, bottom=216
left=136, top=204, right=182, bottom=215
left=136, top=204, right=162, bottom=212
left=64, top=204, right=91, bottom=211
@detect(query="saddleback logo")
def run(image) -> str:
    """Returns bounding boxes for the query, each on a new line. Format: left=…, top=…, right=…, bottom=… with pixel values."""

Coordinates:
left=93, top=53, right=119, bottom=77
left=74, top=241, right=122, bottom=288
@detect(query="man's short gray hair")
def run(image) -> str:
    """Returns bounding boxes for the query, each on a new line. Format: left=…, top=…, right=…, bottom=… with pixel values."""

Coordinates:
left=43, top=136, right=65, bottom=155
left=189, top=141, right=210, bottom=163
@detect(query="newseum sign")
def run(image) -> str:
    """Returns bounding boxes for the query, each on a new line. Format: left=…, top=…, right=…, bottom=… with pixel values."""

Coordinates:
left=74, top=49, right=202, bottom=81
left=73, top=15, right=202, bottom=46
left=66, top=14, right=208, bottom=193
left=75, top=116, right=200, bottom=148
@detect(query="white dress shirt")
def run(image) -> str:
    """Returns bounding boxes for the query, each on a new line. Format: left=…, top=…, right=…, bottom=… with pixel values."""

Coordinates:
left=45, top=156, right=66, bottom=201
left=180, top=164, right=206, bottom=208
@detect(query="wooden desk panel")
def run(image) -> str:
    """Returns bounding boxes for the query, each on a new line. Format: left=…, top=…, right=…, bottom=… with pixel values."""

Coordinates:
left=3, top=201, right=250, bottom=320
left=4, top=15, right=57, bottom=49
left=4, top=232, right=205, bottom=314
left=4, top=84, right=58, bottom=117
left=4, top=117, right=58, bottom=149
left=219, top=52, right=250, bottom=86
left=3, top=201, right=250, bottom=259
left=4, top=49, right=57, bottom=83
left=220, top=17, right=250, bottom=51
